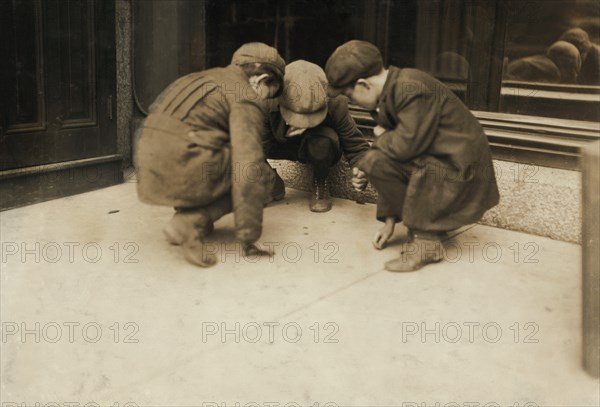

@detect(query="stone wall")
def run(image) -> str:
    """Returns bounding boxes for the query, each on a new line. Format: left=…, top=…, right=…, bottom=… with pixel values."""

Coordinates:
left=116, top=0, right=133, bottom=167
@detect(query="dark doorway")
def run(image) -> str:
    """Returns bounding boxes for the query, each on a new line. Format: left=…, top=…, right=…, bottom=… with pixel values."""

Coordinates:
left=1, top=0, right=121, bottom=209
left=1, top=0, right=117, bottom=170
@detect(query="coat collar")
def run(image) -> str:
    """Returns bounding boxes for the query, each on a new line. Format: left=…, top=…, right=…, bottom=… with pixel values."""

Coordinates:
left=377, top=66, right=401, bottom=109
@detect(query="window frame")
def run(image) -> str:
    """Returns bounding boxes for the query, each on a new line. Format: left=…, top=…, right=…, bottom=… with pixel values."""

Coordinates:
left=348, top=0, right=600, bottom=171
left=349, top=105, right=600, bottom=171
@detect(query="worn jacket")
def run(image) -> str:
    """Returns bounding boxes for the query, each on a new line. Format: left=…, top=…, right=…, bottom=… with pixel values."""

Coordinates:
left=136, top=65, right=271, bottom=244
left=263, top=95, right=369, bottom=168
left=364, top=66, right=499, bottom=231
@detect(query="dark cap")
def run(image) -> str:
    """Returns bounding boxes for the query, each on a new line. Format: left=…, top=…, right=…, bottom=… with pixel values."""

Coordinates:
left=325, top=40, right=383, bottom=94
left=231, top=42, right=286, bottom=76
left=279, top=60, right=328, bottom=129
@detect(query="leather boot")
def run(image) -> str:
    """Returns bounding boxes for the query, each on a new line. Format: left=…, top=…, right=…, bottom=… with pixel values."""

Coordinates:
left=309, top=177, right=332, bottom=212
left=384, top=230, right=444, bottom=272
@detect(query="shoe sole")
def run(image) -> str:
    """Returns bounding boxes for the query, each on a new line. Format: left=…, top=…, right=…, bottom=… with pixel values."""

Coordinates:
left=309, top=205, right=333, bottom=213
left=384, top=257, right=442, bottom=272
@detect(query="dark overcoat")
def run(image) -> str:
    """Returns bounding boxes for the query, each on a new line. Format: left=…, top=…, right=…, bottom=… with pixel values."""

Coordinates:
left=360, top=66, right=499, bottom=231
left=136, top=65, right=271, bottom=244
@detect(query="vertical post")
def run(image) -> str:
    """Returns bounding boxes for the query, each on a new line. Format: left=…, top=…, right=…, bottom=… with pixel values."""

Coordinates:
left=582, top=140, right=600, bottom=377
left=466, top=0, right=507, bottom=111
left=188, top=0, right=206, bottom=72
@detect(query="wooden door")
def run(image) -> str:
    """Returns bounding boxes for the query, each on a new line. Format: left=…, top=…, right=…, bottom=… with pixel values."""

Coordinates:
left=1, top=0, right=116, bottom=170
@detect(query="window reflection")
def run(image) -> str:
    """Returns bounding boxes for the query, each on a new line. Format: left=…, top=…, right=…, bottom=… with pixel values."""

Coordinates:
left=502, top=0, right=600, bottom=86
left=198, top=0, right=598, bottom=121
left=413, top=1, right=479, bottom=102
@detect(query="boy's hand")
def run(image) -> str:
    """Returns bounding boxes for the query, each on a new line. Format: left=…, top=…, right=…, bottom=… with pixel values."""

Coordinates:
left=243, top=243, right=270, bottom=257
left=373, top=125, right=386, bottom=137
left=286, top=126, right=307, bottom=137
left=351, top=167, right=368, bottom=192
left=373, top=217, right=395, bottom=250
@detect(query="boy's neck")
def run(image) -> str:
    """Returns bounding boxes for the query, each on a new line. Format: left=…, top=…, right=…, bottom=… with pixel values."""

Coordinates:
left=370, top=69, right=389, bottom=100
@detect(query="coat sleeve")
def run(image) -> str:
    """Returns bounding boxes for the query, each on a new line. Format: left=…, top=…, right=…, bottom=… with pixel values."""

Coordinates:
left=372, top=88, right=440, bottom=162
left=259, top=101, right=276, bottom=155
left=328, top=96, right=370, bottom=168
left=228, top=97, right=272, bottom=244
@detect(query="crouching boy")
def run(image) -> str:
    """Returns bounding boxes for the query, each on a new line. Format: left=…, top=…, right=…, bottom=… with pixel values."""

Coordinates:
left=136, top=43, right=285, bottom=267
left=263, top=60, right=370, bottom=212
left=325, top=40, right=500, bottom=272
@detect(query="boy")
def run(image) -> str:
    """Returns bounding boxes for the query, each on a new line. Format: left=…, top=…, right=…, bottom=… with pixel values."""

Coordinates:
left=136, top=42, right=285, bottom=267
left=263, top=60, right=369, bottom=212
left=325, top=40, right=499, bottom=272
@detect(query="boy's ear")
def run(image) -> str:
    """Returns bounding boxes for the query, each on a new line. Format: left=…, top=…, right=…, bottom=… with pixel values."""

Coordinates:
left=249, top=73, right=270, bottom=86
left=356, top=78, right=370, bottom=89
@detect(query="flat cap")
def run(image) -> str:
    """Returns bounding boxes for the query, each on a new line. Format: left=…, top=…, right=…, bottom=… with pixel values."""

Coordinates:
left=279, top=60, right=328, bottom=129
left=325, top=40, right=383, bottom=93
left=231, top=42, right=285, bottom=76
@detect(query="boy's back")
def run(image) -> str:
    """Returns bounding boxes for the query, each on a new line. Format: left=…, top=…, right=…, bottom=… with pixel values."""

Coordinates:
left=373, top=67, right=494, bottom=176
left=147, top=65, right=265, bottom=148
left=137, top=64, right=269, bottom=213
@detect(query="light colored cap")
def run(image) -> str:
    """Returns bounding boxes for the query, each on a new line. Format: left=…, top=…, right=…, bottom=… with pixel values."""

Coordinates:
left=279, top=60, right=328, bottom=128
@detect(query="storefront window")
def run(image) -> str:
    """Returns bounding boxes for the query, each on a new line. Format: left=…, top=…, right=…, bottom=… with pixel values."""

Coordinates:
left=137, top=0, right=599, bottom=123
left=411, top=0, right=497, bottom=105
left=499, top=0, right=600, bottom=121
left=502, top=0, right=599, bottom=86
left=205, top=0, right=373, bottom=68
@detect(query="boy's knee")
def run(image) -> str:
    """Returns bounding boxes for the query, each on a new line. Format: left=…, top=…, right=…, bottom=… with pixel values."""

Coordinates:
left=359, top=149, right=387, bottom=175
left=306, top=136, right=335, bottom=161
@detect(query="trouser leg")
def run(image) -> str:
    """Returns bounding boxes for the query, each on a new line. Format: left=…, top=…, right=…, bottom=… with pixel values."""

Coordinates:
left=359, top=149, right=412, bottom=223
left=304, top=135, right=338, bottom=180
left=164, top=194, right=234, bottom=267
left=301, top=127, right=342, bottom=180
left=202, top=194, right=233, bottom=223
left=301, top=128, right=341, bottom=212
left=168, top=194, right=233, bottom=241
left=359, top=150, right=448, bottom=272
left=163, top=207, right=216, bottom=267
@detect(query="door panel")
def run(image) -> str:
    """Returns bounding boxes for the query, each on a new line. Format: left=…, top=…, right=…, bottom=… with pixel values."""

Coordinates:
left=1, top=0, right=115, bottom=171
left=54, top=0, right=96, bottom=128
left=4, top=0, right=45, bottom=134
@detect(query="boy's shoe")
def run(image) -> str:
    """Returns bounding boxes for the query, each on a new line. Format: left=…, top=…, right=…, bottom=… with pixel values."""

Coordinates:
left=163, top=212, right=214, bottom=245
left=182, top=237, right=217, bottom=267
left=163, top=211, right=217, bottom=267
left=384, top=230, right=444, bottom=272
left=271, top=168, right=286, bottom=201
left=309, top=177, right=332, bottom=212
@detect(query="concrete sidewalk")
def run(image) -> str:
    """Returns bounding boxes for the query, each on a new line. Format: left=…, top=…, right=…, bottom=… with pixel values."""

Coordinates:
left=1, top=182, right=598, bottom=406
